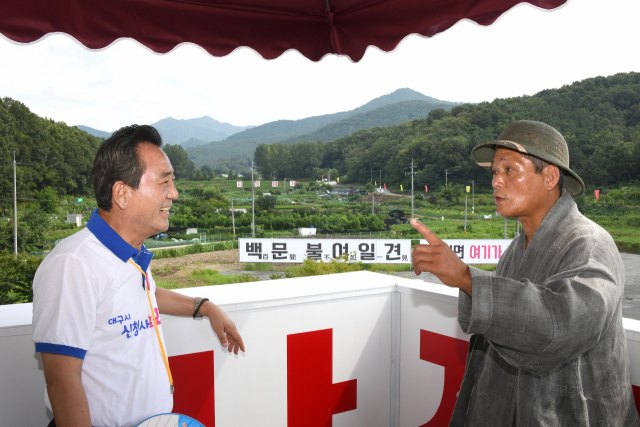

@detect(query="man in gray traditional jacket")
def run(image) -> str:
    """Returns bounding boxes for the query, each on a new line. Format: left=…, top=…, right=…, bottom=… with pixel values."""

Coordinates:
left=411, top=120, right=639, bottom=426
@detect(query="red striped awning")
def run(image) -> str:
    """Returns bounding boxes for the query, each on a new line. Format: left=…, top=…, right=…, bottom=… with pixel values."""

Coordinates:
left=0, top=0, right=566, bottom=62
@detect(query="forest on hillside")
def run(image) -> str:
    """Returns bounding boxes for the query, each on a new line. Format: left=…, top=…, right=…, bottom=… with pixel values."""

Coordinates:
left=278, top=100, right=455, bottom=146
left=0, top=98, right=102, bottom=212
left=255, top=72, right=640, bottom=190
left=186, top=89, right=459, bottom=169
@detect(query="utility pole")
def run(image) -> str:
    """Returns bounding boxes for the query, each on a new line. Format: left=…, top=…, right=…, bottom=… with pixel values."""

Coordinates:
left=445, top=169, right=449, bottom=187
left=464, top=193, right=468, bottom=234
left=251, top=159, right=255, bottom=238
left=13, top=151, right=18, bottom=258
left=464, top=185, right=470, bottom=234
left=411, top=159, right=414, bottom=219
left=372, top=191, right=374, bottom=215
left=472, top=180, right=475, bottom=219
left=405, top=159, right=417, bottom=219
left=370, top=168, right=372, bottom=184
left=504, top=216, right=508, bottom=239
left=231, top=199, right=236, bottom=239
left=328, top=169, right=331, bottom=182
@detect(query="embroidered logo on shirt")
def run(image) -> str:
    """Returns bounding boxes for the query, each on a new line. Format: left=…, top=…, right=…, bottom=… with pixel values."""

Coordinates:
left=109, top=309, right=162, bottom=339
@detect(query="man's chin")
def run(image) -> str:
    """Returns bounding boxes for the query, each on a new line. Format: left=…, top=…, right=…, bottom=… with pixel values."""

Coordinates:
left=150, top=220, right=170, bottom=237
left=495, top=206, right=510, bottom=218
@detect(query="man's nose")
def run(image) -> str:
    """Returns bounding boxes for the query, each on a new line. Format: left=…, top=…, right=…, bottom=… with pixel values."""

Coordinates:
left=492, top=173, right=503, bottom=190
left=169, top=181, right=179, bottom=199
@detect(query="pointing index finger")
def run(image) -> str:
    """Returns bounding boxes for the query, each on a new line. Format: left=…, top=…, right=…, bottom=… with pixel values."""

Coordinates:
left=410, top=218, right=443, bottom=245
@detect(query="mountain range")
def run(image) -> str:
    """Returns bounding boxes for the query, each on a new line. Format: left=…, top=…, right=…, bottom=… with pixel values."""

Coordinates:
left=77, top=88, right=461, bottom=169
left=76, top=116, right=252, bottom=146
left=186, top=88, right=460, bottom=168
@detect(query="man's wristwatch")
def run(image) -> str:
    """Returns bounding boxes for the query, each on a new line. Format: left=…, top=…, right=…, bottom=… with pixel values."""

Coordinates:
left=193, top=297, right=209, bottom=318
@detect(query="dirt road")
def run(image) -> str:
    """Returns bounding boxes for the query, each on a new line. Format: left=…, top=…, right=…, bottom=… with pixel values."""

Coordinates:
left=151, top=249, right=239, bottom=270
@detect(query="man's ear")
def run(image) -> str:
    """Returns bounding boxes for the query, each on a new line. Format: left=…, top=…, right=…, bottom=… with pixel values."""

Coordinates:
left=544, top=165, right=561, bottom=192
left=111, top=181, right=129, bottom=210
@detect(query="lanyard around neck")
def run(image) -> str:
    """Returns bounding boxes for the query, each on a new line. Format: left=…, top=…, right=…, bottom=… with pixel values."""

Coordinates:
left=129, top=259, right=174, bottom=395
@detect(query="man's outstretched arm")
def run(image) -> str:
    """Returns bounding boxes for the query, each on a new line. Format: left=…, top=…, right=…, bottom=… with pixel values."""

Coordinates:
left=41, top=353, right=91, bottom=427
left=410, top=218, right=472, bottom=295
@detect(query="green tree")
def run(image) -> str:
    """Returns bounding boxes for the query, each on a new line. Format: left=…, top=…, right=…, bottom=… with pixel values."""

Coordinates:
left=34, top=186, right=59, bottom=213
left=0, top=98, right=101, bottom=212
left=163, top=144, right=194, bottom=179
left=23, top=207, right=51, bottom=250
left=256, top=195, right=277, bottom=211
left=0, top=250, right=43, bottom=304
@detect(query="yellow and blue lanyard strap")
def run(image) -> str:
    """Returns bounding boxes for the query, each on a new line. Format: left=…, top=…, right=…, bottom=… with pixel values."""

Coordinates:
left=129, top=259, right=174, bottom=394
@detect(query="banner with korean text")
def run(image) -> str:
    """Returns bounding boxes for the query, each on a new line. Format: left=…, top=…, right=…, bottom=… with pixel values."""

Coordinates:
left=420, top=239, right=513, bottom=264
left=239, top=238, right=411, bottom=264
left=240, top=238, right=513, bottom=264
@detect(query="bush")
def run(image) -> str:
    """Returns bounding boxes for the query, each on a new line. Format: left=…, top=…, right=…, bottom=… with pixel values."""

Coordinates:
left=152, top=240, right=238, bottom=259
left=183, top=242, right=206, bottom=255
left=256, top=195, right=277, bottom=211
left=189, top=269, right=257, bottom=285
left=0, top=251, right=44, bottom=305
left=615, top=241, right=640, bottom=255
left=457, top=223, right=473, bottom=233
left=244, top=262, right=275, bottom=271
left=284, top=254, right=364, bottom=278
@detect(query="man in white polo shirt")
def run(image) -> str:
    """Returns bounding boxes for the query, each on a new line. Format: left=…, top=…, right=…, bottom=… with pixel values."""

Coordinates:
left=32, top=125, right=245, bottom=427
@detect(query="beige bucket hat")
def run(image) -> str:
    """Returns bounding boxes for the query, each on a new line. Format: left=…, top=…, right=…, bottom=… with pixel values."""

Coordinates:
left=471, top=120, right=585, bottom=197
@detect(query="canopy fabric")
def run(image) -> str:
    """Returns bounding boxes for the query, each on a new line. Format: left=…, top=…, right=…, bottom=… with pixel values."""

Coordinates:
left=1, top=0, right=566, bottom=62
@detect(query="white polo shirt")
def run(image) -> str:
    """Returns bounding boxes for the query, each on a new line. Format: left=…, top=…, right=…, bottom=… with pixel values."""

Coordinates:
left=32, top=209, right=172, bottom=427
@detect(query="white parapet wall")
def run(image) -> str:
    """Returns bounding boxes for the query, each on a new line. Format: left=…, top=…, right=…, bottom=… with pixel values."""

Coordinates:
left=1, top=272, right=639, bottom=426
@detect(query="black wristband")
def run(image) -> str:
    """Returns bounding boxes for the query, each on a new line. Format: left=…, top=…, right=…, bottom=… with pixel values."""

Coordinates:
left=193, top=297, right=209, bottom=318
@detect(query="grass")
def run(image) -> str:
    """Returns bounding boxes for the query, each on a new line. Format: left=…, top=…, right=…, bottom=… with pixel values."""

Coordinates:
left=189, top=269, right=257, bottom=286
left=243, top=262, right=276, bottom=271
left=154, top=278, right=185, bottom=289
left=471, top=264, right=498, bottom=271
left=45, top=226, right=85, bottom=242
left=284, top=255, right=364, bottom=278
left=392, top=217, right=520, bottom=240
left=155, top=268, right=258, bottom=289
left=365, top=264, right=412, bottom=272
left=151, top=240, right=238, bottom=259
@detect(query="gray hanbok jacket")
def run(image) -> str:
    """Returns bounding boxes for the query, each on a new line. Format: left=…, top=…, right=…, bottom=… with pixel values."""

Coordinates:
left=451, top=191, right=640, bottom=426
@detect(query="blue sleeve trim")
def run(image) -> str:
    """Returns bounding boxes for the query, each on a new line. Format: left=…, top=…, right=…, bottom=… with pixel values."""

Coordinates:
left=35, top=343, right=87, bottom=359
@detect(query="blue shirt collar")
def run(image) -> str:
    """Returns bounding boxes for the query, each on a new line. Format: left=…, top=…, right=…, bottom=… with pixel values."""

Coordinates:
left=86, top=208, right=154, bottom=272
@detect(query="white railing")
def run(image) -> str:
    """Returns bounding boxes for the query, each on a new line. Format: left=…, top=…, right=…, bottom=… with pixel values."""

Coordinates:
left=1, top=272, right=639, bottom=426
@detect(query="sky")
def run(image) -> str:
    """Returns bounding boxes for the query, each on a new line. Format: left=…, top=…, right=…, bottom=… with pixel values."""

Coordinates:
left=1, top=0, right=639, bottom=132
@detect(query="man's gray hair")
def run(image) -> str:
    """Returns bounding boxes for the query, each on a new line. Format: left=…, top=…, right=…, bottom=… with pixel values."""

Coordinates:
left=523, top=154, right=564, bottom=193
